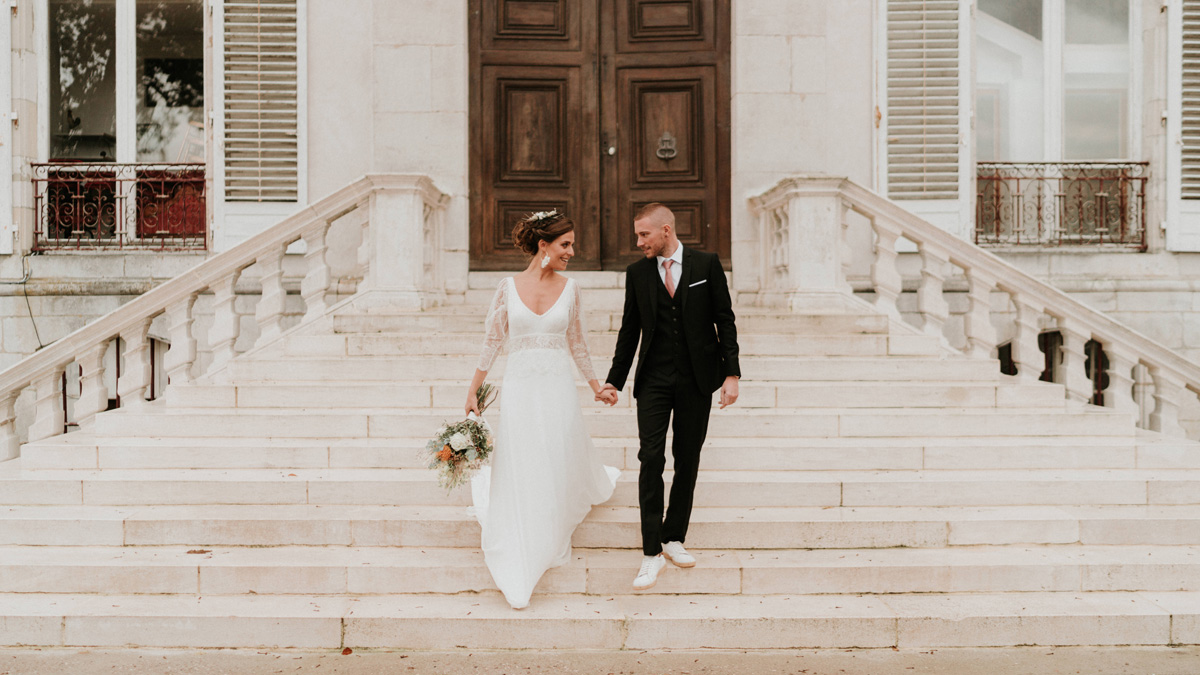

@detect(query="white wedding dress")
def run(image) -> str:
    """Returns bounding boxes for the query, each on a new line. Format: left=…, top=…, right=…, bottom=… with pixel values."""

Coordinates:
left=470, top=276, right=620, bottom=609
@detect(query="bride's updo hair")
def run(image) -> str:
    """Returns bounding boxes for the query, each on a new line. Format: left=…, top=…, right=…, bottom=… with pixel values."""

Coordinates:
left=511, top=210, right=574, bottom=256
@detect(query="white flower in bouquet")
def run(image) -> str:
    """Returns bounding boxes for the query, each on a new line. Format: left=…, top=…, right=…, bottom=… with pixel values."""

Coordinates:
left=449, top=432, right=472, bottom=451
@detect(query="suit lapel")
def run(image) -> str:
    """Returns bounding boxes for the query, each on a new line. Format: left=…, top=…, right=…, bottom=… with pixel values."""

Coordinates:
left=677, top=247, right=694, bottom=310
left=643, top=257, right=658, bottom=320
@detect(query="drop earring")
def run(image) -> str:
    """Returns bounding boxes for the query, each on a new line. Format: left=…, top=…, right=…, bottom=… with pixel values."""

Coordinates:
left=541, top=254, right=551, bottom=269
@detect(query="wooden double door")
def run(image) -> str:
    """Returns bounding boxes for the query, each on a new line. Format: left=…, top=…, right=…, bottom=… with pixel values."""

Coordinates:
left=469, top=0, right=731, bottom=270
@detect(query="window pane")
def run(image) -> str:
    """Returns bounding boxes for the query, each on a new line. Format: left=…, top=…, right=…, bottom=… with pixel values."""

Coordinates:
left=1066, top=0, right=1128, bottom=45
left=1064, top=90, right=1125, bottom=159
left=977, top=0, right=1045, bottom=160
left=1063, top=0, right=1130, bottom=159
left=50, top=0, right=117, bottom=161
left=978, top=0, right=1042, bottom=39
left=136, top=1, right=204, bottom=162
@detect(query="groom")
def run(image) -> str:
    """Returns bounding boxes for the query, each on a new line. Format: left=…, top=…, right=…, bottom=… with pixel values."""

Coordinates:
left=598, top=203, right=741, bottom=590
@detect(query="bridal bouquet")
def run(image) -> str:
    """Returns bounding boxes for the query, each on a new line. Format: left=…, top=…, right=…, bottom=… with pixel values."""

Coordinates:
left=424, top=383, right=498, bottom=490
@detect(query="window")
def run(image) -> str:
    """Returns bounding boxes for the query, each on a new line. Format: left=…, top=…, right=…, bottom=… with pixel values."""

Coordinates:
left=49, top=0, right=117, bottom=161
left=40, top=0, right=206, bottom=250
left=976, top=0, right=1135, bottom=162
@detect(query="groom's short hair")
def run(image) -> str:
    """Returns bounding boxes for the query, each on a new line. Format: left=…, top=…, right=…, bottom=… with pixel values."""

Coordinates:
left=634, top=203, right=674, bottom=227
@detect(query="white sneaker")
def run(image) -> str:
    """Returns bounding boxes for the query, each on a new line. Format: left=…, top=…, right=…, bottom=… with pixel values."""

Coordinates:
left=633, top=554, right=667, bottom=590
left=661, top=541, right=696, bottom=568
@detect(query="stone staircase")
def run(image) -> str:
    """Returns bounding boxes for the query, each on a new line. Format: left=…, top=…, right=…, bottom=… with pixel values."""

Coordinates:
left=3, top=272, right=1200, bottom=650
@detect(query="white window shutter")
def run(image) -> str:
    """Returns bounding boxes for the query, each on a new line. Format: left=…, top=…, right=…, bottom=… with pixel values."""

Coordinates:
left=886, top=0, right=960, bottom=200
left=223, top=0, right=300, bottom=202
left=1182, top=1, right=1200, bottom=198
left=1169, top=0, right=1200, bottom=250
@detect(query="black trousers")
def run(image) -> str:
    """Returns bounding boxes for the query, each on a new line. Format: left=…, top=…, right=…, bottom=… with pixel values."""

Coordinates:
left=635, top=366, right=713, bottom=556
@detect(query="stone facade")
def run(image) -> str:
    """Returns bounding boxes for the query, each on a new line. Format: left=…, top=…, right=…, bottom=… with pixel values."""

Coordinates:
left=2, top=0, right=1200, bottom=393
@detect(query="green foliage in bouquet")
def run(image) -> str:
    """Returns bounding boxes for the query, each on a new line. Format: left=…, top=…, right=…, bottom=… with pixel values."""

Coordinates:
left=423, top=383, right=498, bottom=490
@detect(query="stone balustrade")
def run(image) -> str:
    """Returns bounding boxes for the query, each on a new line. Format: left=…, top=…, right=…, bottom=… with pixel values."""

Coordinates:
left=0, top=174, right=449, bottom=460
left=751, top=176, right=1200, bottom=439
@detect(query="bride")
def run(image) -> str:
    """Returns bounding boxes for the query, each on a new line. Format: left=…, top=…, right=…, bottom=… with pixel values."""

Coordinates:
left=465, top=210, right=620, bottom=610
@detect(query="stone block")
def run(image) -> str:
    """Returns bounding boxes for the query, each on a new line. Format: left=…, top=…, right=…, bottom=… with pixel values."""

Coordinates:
left=790, top=37, right=826, bottom=93
left=373, top=0, right=466, bottom=46
left=735, top=36, right=790, bottom=94
left=431, top=45, right=468, bottom=112
left=890, top=593, right=1170, bottom=647
left=374, top=45, right=433, bottom=112
left=0, top=616, right=62, bottom=646
left=374, top=111, right=469, bottom=181
left=736, top=0, right=826, bottom=37
left=734, top=93, right=826, bottom=174
left=64, top=614, right=342, bottom=649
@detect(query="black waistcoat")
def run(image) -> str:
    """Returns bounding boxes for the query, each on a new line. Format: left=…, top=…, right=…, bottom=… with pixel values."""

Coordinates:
left=644, top=277, right=693, bottom=377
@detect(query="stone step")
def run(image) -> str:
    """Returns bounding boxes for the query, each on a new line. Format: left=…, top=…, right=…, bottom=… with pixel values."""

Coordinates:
left=2, top=467, right=1195, bottom=508
left=91, top=406, right=1134, bottom=440
left=6, top=504, right=1200, bottom=548
left=0, top=590, right=1194, bottom=648
left=307, top=333, right=943, bottom=358
left=18, top=433, right=1155, bottom=472
left=164, top=380, right=1067, bottom=411
left=332, top=310, right=891, bottom=335
left=3, top=545, right=1198, bottom=596
left=223, top=355, right=1005, bottom=383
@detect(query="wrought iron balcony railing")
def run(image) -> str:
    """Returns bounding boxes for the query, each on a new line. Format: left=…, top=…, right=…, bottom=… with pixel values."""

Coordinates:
left=32, top=163, right=207, bottom=251
left=975, top=162, right=1147, bottom=250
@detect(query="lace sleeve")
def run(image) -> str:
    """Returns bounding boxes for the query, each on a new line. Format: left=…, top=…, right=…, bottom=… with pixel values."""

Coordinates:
left=477, top=279, right=509, bottom=372
left=566, top=279, right=597, bottom=381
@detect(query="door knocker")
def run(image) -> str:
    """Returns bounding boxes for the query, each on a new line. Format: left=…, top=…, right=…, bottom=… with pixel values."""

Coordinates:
left=656, top=131, right=678, bottom=161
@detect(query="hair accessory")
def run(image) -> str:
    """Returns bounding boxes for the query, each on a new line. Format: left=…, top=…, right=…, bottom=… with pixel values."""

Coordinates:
left=541, top=254, right=551, bottom=269
left=529, top=209, right=559, bottom=225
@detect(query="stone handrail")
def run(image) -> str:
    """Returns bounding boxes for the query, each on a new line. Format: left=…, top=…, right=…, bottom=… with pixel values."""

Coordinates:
left=0, top=174, right=450, bottom=459
left=751, top=175, right=1199, bottom=438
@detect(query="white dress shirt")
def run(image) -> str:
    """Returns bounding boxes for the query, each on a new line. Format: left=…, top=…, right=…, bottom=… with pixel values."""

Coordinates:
left=656, top=244, right=684, bottom=290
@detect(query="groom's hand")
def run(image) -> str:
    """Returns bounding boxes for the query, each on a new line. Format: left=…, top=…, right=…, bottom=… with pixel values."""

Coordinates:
left=596, top=383, right=619, bottom=406
left=719, top=376, right=739, bottom=409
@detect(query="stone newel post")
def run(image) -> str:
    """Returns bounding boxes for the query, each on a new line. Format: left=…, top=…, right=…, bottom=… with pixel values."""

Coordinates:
left=748, top=176, right=858, bottom=312
left=355, top=175, right=451, bottom=311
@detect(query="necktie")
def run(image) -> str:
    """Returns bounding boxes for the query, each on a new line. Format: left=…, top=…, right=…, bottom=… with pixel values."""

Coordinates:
left=663, top=259, right=675, bottom=298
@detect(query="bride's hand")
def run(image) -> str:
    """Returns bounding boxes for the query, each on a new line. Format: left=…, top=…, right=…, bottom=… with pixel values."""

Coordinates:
left=465, top=392, right=481, bottom=417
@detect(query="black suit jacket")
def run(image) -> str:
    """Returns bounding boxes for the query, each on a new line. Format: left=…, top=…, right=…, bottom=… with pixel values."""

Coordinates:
left=605, top=247, right=741, bottom=398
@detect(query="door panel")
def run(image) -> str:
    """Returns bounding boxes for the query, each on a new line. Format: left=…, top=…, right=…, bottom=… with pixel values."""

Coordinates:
left=616, top=0, right=715, bottom=52
left=471, top=2, right=600, bottom=270
left=606, top=67, right=717, bottom=261
left=601, top=0, right=729, bottom=268
left=483, top=0, right=582, bottom=51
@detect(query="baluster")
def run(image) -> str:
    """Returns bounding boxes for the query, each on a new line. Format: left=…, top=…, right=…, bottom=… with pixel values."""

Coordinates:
left=356, top=205, right=371, bottom=282
left=0, top=390, right=20, bottom=460
left=839, top=201, right=854, bottom=295
left=165, top=294, right=198, bottom=388
left=75, top=341, right=110, bottom=426
left=1010, top=296, right=1044, bottom=383
left=207, top=270, right=244, bottom=373
left=301, top=221, right=332, bottom=321
left=1148, top=365, right=1188, bottom=437
left=30, top=369, right=65, bottom=441
left=869, top=219, right=903, bottom=321
left=1057, top=319, right=1094, bottom=404
left=916, top=244, right=950, bottom=339
left=255, top=243, right=288, bottom=344
left=117, top=319, right=153, bottom=410
left=1103, top=344, right=1140, bottom=416
left=963, top=268, right=998, bottom=359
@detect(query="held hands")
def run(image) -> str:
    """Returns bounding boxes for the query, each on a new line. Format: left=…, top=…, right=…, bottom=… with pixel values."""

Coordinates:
left=594, top=383, right=619, bottom=407
left=719, top=376, right=739, bottom=409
